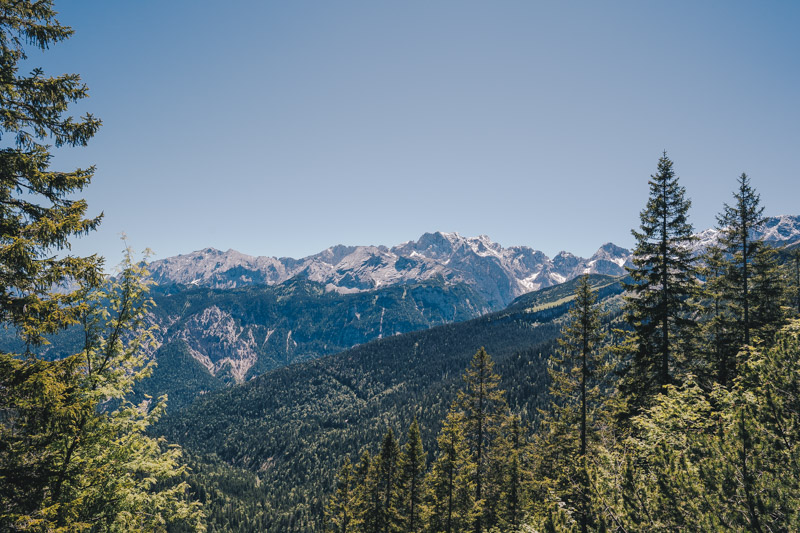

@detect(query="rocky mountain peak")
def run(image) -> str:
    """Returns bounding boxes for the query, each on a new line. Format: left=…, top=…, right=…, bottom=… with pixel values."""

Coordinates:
left=147, top=215, right=798, bottom=310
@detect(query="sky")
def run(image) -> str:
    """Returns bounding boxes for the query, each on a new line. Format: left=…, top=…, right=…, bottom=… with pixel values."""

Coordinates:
left=28, top=1, right=800, bottom=266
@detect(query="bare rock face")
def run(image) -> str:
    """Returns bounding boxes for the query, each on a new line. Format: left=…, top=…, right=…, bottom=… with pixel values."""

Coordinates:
left=172, top=306, right=259, bottom=382
left=141, top=279, right=491, bottom=386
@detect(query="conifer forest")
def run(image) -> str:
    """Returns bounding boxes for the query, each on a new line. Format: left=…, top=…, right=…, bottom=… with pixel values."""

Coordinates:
left=2, top=1, right=800, bottom=532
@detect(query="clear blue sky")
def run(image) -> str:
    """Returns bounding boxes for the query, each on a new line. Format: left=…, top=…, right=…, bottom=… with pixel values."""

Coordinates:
left=35, top=1, right=800, bottom=265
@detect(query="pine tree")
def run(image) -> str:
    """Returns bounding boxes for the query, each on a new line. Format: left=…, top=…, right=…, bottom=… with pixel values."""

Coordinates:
left=396, top=418, right=426, bottom=533
left=458, top=347, right=509, bottom=533
left=351, top=450, right=377, bottom=533
left=697, top=245, right=739, bottom=386
left=713, top=173, right=788, bottom=378
left=0, top=0, right=103, bottom=346
left=327, top=457, right=355, bottom=533
left=716, top=173, right=766, bottom=348
left=622, top=152, right=698, bottom=409
left=498, top=416, right=530, bottom=532
left=749, top=243, right=786, bottom=344
left=422, top=408, right=474, bottom=533
left=542, top=275, right=607, bottom=533
left=377, top=429, right=400, bottom=533
left=791, top=249, right=800, bottom=316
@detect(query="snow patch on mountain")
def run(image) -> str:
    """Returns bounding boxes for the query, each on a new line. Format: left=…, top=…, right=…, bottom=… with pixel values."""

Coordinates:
left=691, top=214, right=800, bottom=253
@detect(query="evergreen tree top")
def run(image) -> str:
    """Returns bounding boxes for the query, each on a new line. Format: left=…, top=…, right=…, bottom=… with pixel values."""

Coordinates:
left=0, top=0, right=103, bottom=346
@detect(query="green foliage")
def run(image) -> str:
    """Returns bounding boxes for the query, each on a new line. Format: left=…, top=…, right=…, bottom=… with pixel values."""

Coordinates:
left=457, top=348, right=511, bottom=532
left=715, top=173, right=787, bottom=347
left=376, top=429, right=400, bottom=533
left=422, top=408, right=474, bottom=533
left=621, top=153, right=698, bottom=410
left=497, top=416, right=533, bottom=532
left=1, top=250, right=204, bottom=531
left=0, top=2, right=202, bottom=530
left=696, top=244, right=739, bottom=386
left=396, top=418, right=425, bottom=532
left=325, top=457, right=354, bottom=533
left=537, top=275, right=608, bottom=533
left=700, top=174, right=788, bottom=386
left=157, top=288, right=575, bottom=531
left=328, top=349, right=522, bottom=533
left=0, top=0, right=103, bottom=347
left=789, top=249, right=800, bottom=316
left=595, top=320, right=800, bottom=531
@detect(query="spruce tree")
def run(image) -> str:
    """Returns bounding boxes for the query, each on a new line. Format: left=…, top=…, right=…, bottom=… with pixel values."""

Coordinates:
left=326, top=457, right=355, bottom=533
left=377, top=429, right=400, bottom=533
left=622, top=152, right=698, bottom=409
left=698, top=245, right=738, bottom=386
left=458, top=347, right=509, bottom=533
left=350, top=450, right=377, bottom=533
left=749, top=243, right=786, bottom=344
left=0, top=3, right=202, bottom=529
left=791, top=249, right=800, bottom=316
left=498, top=416, right=530, bottom=532
left=716, top=173, right=766, bottom=348
left=542, top=275, right=607, bottom=533
left=422, top=408, right=474, bottom=533
left=396, top=418, right=426, bottom=533
left=713, top=173, right=787, bottom=377
left=0, top=0, right=103, bottom=345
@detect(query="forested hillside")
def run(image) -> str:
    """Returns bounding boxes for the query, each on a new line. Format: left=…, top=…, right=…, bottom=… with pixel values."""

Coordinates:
left=317, top=158, right=800, bottom=533
left=156, top=275, right=626, bottom=531
left=1, top=278, right=490, bottom=411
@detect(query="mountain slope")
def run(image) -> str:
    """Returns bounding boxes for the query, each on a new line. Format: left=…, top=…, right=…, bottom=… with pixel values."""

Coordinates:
left=0, top=278, right=491, bottom=412
left=157, top=275, right=626, bottom=531
left=146, top=278, right=488, bottom=384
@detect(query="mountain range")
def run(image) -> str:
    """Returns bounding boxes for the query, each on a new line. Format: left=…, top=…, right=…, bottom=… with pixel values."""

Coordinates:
left=149, top=233, right=630, bottom=310
left=149, top=215, right=800, bottom=310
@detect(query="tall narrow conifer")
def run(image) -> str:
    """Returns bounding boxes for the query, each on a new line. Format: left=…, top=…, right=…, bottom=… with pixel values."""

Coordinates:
left=622, top=153, right=698, bottom=408
left=396, top=418, right=426, bottom=532
left=698, top=245, right=738, bottom=386
left=422, top=408, right=474, bottom=533
left=713, top=174, right=787, bottom=372
left=544, top=275, right=607, bottom=533
left=350, top=450, right=377, bottom=533
left=716, top=173, right=766, bottom=348
left=791, top=250, right=800, bottom=316
left=326, top=457, right=355, bottom=533
left=458, top=347, right=509, bottom=533
left=377, top=430, right=400, bottom=533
